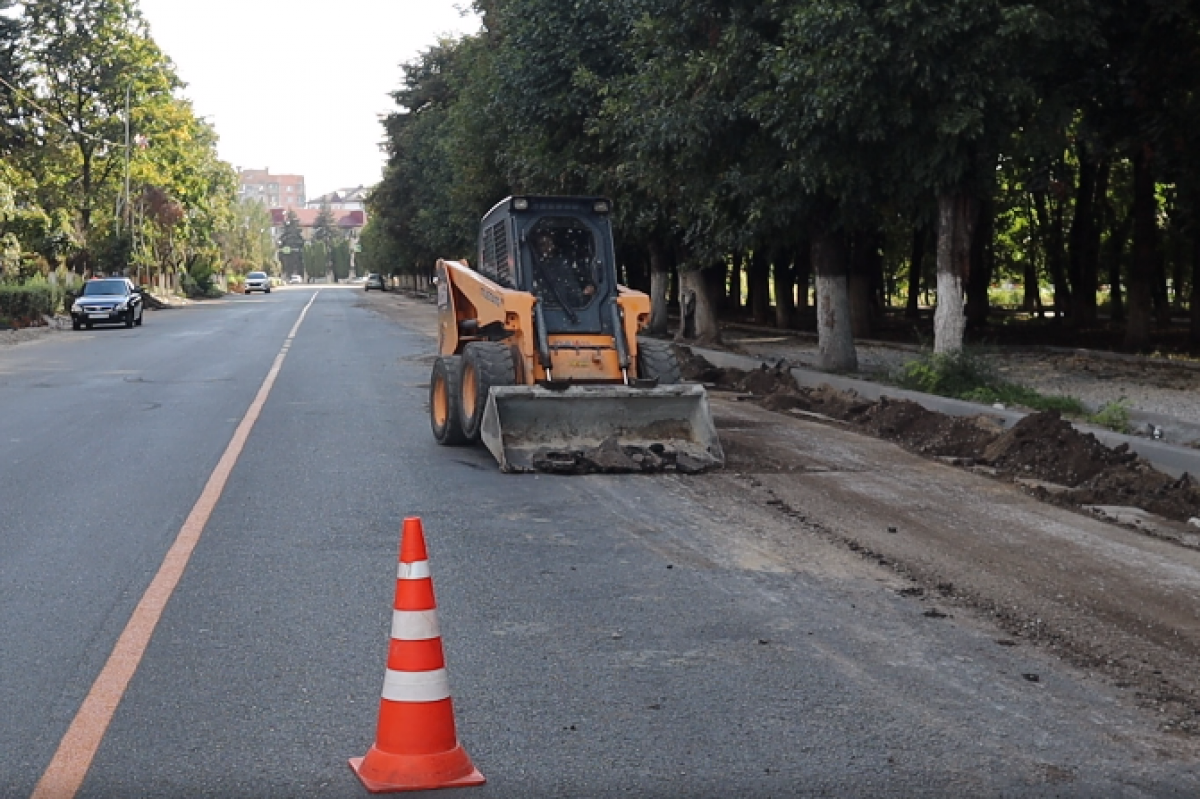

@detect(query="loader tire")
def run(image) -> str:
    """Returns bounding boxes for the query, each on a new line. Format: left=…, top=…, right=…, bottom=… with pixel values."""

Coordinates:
left=459, top=342, right=518, bottom=442
left=636, top=338, right=681, bottom=385
left=431, top=356, right=469, bottom=445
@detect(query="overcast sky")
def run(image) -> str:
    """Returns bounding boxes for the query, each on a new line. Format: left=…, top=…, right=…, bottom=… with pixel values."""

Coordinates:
left=137, top=0, right=481, bottom=198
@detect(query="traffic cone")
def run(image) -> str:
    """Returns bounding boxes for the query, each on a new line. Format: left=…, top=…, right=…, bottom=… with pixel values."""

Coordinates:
left=350, top=517, right=485, bottom=793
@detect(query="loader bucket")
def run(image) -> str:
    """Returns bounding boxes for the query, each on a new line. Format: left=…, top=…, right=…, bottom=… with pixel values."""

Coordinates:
left=480, top=384, right=725, bottom=474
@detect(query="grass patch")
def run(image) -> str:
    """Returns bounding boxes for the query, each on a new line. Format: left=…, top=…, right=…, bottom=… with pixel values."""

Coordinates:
left=894, top=351, right=1087, bottom=415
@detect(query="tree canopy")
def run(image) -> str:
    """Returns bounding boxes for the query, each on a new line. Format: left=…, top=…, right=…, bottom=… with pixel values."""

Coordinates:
left=369, top=0, right=1200, bottom=355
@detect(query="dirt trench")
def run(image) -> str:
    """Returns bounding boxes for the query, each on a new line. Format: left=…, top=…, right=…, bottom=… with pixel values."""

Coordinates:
left=677, top=349, right=1200, bottom=526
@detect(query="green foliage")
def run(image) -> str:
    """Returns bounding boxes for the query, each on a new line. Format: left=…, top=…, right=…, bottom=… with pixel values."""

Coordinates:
left=894, top=351, right=1086, bottom=415
left=1087, top=399, right=1131, bottom=434
left=3, top=0, right=239, bottom=288
left=183, top=254, right=222, bottom=299
left=0, top=281, right=65, bottom=325
left=277, top=209, right=305, bottom=277
left=303, top=241, right=328, bottom=280
left=330, top=240, right=351, bottom=281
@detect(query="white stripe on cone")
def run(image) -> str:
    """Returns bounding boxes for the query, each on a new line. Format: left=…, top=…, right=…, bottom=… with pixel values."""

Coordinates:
left=382, top=668, right=452, bottom=703
left=391, top=609, right=441, bottom=641
left=398, top=560, right=431, bottom=580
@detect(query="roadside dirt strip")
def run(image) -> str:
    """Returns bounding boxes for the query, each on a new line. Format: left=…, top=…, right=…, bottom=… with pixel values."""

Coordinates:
left=361, top=289, right=1200, bottom=746
left=705, top=398, right=1200, bottom=737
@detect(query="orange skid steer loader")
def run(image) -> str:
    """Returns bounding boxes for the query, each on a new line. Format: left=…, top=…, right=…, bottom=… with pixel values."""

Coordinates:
left=429, top=196, right=724, bottom=474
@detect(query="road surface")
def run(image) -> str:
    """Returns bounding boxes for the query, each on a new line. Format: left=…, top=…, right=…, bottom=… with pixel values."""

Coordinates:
left=2, top=286, right=1198, bottom=797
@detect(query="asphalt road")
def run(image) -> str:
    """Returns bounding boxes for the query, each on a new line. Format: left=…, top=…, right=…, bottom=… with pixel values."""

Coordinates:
left=2, top=287, right=1198, bottom=798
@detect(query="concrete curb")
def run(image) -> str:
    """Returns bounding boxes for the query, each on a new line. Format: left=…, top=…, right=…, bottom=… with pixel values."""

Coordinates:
left=688, top=345, right=1200, bottom=480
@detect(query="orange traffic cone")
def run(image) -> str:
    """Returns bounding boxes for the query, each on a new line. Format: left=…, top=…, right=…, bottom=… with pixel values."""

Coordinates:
left=350, top=517, right=485, bottom=793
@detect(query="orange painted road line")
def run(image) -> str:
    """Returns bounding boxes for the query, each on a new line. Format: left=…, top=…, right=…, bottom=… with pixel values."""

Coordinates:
left=31, top=292, right=321, bottom=799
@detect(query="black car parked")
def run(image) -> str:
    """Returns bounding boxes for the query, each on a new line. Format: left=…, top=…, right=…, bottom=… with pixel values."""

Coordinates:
left=70, top=279, right=145, bottom=330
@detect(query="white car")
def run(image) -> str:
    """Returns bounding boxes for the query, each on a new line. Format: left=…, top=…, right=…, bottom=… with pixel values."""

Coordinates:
left=289, top=274, right=303, bottom=284
left=245, top=271, right=271, bottom=294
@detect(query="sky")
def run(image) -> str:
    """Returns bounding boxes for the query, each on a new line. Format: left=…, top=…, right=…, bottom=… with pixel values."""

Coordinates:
left=137, top=0, right=481, bottom=199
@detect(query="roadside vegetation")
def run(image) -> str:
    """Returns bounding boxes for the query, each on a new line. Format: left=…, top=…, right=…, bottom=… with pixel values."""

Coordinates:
left=0, top=0, right=275, bottom=325
left=363, top=0, right=1200, bottom=364
left=893, top=350, right=1135, bottom=432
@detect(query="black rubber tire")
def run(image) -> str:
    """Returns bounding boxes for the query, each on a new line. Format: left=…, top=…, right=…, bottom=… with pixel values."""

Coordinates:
left=135, top=309, right=143, bottom=327
left=458, top=342, right=517, bottom=442
left=124, top=310, right=134, bottom=328
left=84, top=320, right=93, bottom=330
left=265, top=288, right=271, bottom=294
left=430, top=356, right=469, bottom=445
left=636, top=338, right=681, bottom=385
left=72, top=318, right=81, bottom=331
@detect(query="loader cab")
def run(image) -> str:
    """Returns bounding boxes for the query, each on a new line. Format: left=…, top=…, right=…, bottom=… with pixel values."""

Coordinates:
left=477, top=196, right=618, bottom=335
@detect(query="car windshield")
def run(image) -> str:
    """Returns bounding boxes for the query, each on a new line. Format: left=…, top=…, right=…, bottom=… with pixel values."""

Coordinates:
left=82, top=280, right=129, bottom=297
left=248, top=272, right=267, bottom=279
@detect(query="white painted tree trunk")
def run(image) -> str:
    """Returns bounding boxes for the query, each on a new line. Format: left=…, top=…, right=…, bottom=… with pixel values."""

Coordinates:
left=813, top=234, right=857, bottom=372
left=934, top=190, right=975, bottom=355
left=675, top=268, right=722, bottom=345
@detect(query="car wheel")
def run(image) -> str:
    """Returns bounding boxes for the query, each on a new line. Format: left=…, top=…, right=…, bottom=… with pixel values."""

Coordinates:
left=458, top=342, right=518, bottom=443
left=135, top=308, right=143, bottom=327
left=244, top=289, right=250, bottom=294
left=84, top=320, right=93, bottom=330
left=125, top=311, right=134, bottom=328
left=265, top=288, right=271, bottom=294
left=430, top=356, right=469, bottom=445
left=72, top=317, right=81, bottom=331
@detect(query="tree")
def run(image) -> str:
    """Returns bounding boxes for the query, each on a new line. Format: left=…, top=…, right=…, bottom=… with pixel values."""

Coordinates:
left=278, top=209, right=305, bottom=277
left=15, top=0, right=179, bottom=239
left=219, top=198, right=276, bottom=275
left=304, top=241, right=327, bottom=281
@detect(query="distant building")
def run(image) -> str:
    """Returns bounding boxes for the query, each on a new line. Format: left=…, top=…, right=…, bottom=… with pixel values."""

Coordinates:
left=269, top=207, right=366, bottom=243
left=240, top=168, right=306, bottom=208
left=306, top=185, right=369, bottom=211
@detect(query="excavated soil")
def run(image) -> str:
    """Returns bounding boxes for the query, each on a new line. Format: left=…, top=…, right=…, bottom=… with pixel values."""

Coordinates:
left=677, top=348, right=1200, bottom=525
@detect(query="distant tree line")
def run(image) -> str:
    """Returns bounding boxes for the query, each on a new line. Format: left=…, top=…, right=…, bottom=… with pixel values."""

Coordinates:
left=364, top=0, right=1200, bottom=360
left=0, top=0, right=268, bottom=298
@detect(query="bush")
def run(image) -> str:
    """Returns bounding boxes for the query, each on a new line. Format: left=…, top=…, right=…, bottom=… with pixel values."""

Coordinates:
left=0, top=282, right=66, bottom=327
left=1088, top=399, right=1132, bottom=434
left=894, top=350, right=1086, bottom=415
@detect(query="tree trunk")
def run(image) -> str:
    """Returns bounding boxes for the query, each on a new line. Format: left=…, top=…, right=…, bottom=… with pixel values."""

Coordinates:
left=1033, top=191, right=1069, bottom=319
left=934, top=189, right=976, bottom=354
left=794, top=241, right=812, bottom=315
left=906, top=226, right=925, bottom=319
left=648, top=240, right=671, bottom=335
left=812, top=231, right=857, bottom=372
left=748, top=249, right=770, bottom=325
left=1069, top=156, right=1104, bottom=326
left=710, top=260, right=730, bottom=312
left=728, top=252, right=743, bottom=316
left=773, top=248, right=795, bottom=330
left=675, top=267, right=722, bottom=345
left=1105, top=208, right=1130, bottom=324
left=1191, top=230, right=1200, bottom=352
left=1152, top=244, right=1172, bottom=328
left=1126, top=147, right=1157, bottom=351
left=848, top=232, right=875, bottom=338
left=80, top=145, right=94, bottom=237
left=966, top=195, right=993, bottom=329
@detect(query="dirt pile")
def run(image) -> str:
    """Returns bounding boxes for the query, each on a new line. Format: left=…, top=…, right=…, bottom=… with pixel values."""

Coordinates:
left=982, top=412, right=1135, bottom=486
left=679, top=350, right=1200, bottom=524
